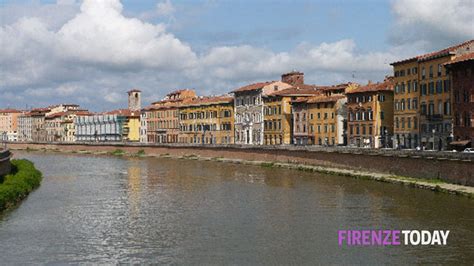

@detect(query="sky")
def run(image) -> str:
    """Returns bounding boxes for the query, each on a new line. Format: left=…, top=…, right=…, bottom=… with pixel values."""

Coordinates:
left=0, top=0, right=473, bottom=111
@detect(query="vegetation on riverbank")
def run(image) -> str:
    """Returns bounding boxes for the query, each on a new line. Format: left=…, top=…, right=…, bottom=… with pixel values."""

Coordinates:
left=0, top=160, right=43, bottom=212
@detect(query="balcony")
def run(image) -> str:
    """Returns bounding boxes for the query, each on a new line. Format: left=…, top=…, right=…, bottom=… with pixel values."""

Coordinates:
left=425, top=114, right=443, bottom=121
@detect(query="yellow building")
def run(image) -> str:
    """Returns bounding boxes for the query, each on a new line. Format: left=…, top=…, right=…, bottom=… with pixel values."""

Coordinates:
left=391, top=39, right=474, bottom=150
left=263, top=86, right=320, bottom=145
left=178, top=96, right=234, bottom=144
left=346, top=78, right=394, bottom=148
left=125, top=113, right=140, bottom=142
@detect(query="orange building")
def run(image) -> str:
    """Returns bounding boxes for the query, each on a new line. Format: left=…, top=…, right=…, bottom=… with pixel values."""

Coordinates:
left=391, top=40, right=474, bottom=150
left=144, top=89, right=196, bottom=143
left=346, top=77, right=394, bottom=148
left=0, top=109, right=22, bottom=141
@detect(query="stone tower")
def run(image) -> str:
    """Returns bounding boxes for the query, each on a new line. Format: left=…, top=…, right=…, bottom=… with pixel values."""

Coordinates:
left=281, top=71, right=304, bottom=86
left=127, top=89, right=141, bottom=111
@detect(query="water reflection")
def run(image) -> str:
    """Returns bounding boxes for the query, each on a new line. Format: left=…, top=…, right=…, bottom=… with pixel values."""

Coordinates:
left=0, top=152, right=472, bottom=264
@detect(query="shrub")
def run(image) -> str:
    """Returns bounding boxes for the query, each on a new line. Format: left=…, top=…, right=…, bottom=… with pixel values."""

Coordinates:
left=136, top=149, right=146, bottom=156
left=0, top=159, right=42, bottom=212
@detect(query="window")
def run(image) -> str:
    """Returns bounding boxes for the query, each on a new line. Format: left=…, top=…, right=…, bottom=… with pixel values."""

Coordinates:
left=438, top=101, right=443, bottom=115
left=407, top=81, right=411, bottom=93
left=414, top=117, right=418, bottom=129
left=444, top=101, right=451, bottom=115
left=380, top=111, right=385, bottom=120
left=413, top=67, right=418, bottom=74
left=429, top=65, right=433, bottom=78
left=408, top=117, right=411, bottom=128
left=421, top=83, right=427, bottom=95
left=407, top=68, right=411, bottom=75
left=413, top=81, right=418, bottom=92
left=429, top=82, right=434, bottom=94
left=422, top=67, right=426, bottom=79
left=438, top=64, right=442, bottom=77
left=413, top=98, right=418, bottom=109
left=436, top=80, right=443, bottom=93
left=428, top=102, right=434, bottom=115
left=421, top=103, right=427, bottom=115
left=444, top=80, right=450, bottom=92
left=407, top=98, right=411, bottom=110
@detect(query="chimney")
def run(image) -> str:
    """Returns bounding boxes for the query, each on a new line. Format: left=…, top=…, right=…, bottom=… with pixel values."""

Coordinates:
left=281, top=71, right=304, bottom=85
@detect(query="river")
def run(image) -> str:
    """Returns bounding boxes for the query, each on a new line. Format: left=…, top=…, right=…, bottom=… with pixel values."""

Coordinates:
left=0, top=151, right=473, bottom=264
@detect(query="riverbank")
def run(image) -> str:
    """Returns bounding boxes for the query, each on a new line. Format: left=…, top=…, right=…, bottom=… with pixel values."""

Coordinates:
left=7, top=142, right=474, bottom=186
left=0, top=159, right=43, bottom=213
left=15, top=147, right=474, bottom=198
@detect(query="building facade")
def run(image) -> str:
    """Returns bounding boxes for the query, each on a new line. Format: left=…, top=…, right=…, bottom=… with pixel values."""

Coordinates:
left=178, top=96, right=234, bottom=144
left=391, top=40, right=474, bottom=150
left=144, top=89, right=196, bottom=143
left=18, top=112, right=33, bottom=142
left=263, top=85, right=321, bottom=145
left=75, top=113, right=126, bottom=142
left=292, top=95, right=347, bottom=146
left=445, top=52, right=474, bottom=148
left=233, top=78, right=292, bottom=145
left=346, top=78, right=394, bottom=148
left=0, top=109, right=21, bottom=142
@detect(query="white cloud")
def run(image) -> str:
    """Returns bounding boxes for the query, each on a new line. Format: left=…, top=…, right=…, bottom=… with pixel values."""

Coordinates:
left=57, top=0, right=196, bottom=69
left=156, top=0, right=176, bottom=17
left=390, top=0, right=474, bottom=48
left=4, top=0, right=467, bottom=111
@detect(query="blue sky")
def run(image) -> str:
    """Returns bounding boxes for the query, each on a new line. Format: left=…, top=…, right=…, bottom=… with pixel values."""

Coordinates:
left=0, top=0, right=472, bottom=111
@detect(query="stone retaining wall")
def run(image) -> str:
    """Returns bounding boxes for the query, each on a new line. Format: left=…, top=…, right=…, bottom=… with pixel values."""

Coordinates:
left=7, top=142, right=474, bottom=186
left=0, top=149, right=12, bottom=177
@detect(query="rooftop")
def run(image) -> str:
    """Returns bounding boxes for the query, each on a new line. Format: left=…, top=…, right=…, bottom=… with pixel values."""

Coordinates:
left=232, top=81, right=276, bottom=93
left=390, top=39, right=474, bottom=65
left=0, top=109, right=22, bottom=113
left=444, top=52, right=474, bottom=66
left=346, top=77, right=394, bottom=94
left=180, top=95, right=233, bottom=107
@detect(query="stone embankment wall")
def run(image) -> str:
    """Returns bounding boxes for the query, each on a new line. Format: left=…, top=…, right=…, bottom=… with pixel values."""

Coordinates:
left=7, top=142, right=474, bottom=186
left=0, top=149, right=12, bottom=177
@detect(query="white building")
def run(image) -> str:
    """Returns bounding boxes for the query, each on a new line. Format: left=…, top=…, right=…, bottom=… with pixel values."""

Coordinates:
left=74, top=113, right=127, bottom=142
left=232, top=77, right=294, bottom=145
left=18, top=113, right=33, bottom=142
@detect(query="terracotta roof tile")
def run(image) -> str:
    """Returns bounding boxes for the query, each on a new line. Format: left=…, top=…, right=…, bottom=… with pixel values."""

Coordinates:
left=346, top=78, right=394, bottom=94
left=269, top=85, right=322, bottom=96
left=391, top=39, right=474, bottom=65
left=444, top=52, right=474, bottom=66
left=232, top=81, right=275, bottom=93
left=0, top=109, right=22, bottom=113
left=180, top=96, right=233, bottom=107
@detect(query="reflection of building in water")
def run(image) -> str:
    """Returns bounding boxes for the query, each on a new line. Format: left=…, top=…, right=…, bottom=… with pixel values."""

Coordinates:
left=127, top=160, right=143, bottom=217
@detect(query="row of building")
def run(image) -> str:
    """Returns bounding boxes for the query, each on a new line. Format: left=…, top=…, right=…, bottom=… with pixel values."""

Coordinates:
left=1, top=40, right=473, bottom=150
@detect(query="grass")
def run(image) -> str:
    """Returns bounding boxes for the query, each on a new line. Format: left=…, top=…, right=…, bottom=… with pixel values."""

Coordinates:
left=0, top=159, right=43, bottom=212
left=110, top=149, right=125, bottom=156
left=135, top=149, right=146, bottom=157
left=260, top=162, right=274, bottom=168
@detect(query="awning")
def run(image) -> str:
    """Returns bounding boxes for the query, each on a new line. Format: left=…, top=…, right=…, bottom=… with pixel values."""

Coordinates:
left=449, top=140, right=471, bottom=146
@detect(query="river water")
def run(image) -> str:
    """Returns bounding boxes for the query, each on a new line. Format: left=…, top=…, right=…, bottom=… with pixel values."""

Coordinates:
left=0, top=151, right=473, bottom=264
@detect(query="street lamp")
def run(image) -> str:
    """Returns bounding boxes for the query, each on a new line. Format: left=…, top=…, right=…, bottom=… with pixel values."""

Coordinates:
left=432, top=128, right=436, bottom=150
left=384, top=129, right=388, bottom=148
